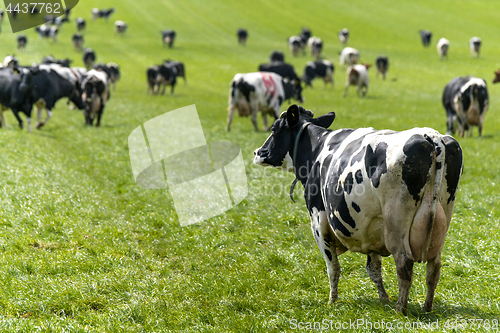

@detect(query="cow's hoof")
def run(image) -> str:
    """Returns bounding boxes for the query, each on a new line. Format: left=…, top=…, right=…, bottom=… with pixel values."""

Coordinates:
left=36, top=122, right=45, bottom=129
left=380, top=295, right=390, bottom=304
left=396, top=304, right=408, bottom=316
left=424, top=302, right=433, bottom=312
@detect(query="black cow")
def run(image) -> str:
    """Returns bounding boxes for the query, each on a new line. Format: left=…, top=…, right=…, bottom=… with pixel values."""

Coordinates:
left=94, top=63, right=121, bottom=90
left=300, top=27, right=311, bottom=41
left=147, top=66, right=160, bottom=94
left=442, top=76, right=489, bottom=137
left=76, top=18, right=86, bottom=31
left=164, top=60, right=186, bottom=84
left=0, top=66, right=40, bottom=131
left=17, top=35, right=28, bottom=51
left=41, top=56, right=72, bottom=67
left=92, top=8, right=115, bottom=21
left=72, top=33, right=84, bottom=51
left=161, top=30, right=176, bottom=48
left=375, top=56, right=389, bottom=80
left=302, top=60, right=334, bottom=88
left=258, top=62, right=299, bottom=82
left=83, top=48, right=96, bottom=70
left=157, top=64, right=178, bottom=95
left=31, top=67, right=86, bottom=129
left=419, top=30, right=432, bottom=47
left=269, top=50, right=284, bottom=63
left=254, top=104, right=463, bottom=315
left=237, top=28, right=248, bottom=45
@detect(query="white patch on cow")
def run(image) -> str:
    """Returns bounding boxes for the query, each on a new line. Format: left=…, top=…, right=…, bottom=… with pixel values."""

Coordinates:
left=281, top=152, right=294, bottom=172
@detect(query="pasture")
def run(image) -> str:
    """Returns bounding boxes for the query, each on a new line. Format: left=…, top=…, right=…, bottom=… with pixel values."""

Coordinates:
left=0, top=0, right=499, bottom=331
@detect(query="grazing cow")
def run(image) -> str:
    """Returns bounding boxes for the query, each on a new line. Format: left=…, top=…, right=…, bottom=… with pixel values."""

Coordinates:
left=469, top=37, right=481, bottom=58
left=419, top=30, right=432, bottom=47
left=288, top=36, right=304, bottom=56
left=270, top=50, right=285, bottom=63
left=17, top=35, right=27, bottom=51
left=81, top=70, right=110, bottom=126
left=340, top=47, right=359, bottom=66
left=0, top=66, right=40, bottom=131
left=237, top=28, right=248, bottom=45
left=36, top=24, right=59, bottom=42
left=41, top=55, right=72, bottom=67
left=308, top=37, right=323, bottom=59
left=375, top=56, right=389, bottom=80
left=76, top=18, right=86, bottom=31
left=3, top=56, right=18, bottom=69
left=442, top=76, right=489, bottom=137
left=254, top=104, right=463, bottom=315
left=227, top=72, right=304, bottom=131
left=146, top=66, right=160, bottom=94
left=164, top=60, right=186, bottom=84
left=115, top=20, right=128, bottom=34
left=83, top=48, right=96, bottom=70
left=437, top=38, right=449, bottom=60
left=344, top=64, right=371, bottom=97
left=72, top=33, right=84, bottom=51
left=258, top=62, right=299, bottom=82
left=92, top=8, right=115, bottom=21
left=161, top=30, right=176, bottom=48
left=302, top=60, right=334, bottom=88
left=493, top=70, right=500, bottom=84
left=94, top=63, right=121, bottom=90
left=338, top=28, right=349, bottom=45
left=156, top=64, right=178, bottom=95
left=32, top=65, right=86, bottom=129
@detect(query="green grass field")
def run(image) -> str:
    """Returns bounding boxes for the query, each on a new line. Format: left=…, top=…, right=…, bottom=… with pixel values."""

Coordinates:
left=0, top=0, right=499, bottom=331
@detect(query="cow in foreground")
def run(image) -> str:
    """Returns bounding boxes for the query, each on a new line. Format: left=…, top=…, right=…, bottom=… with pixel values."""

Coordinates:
left=469, top=37, right=481, bottom=58
left=302, top=60, right=334, bottom=88
left=227, top=72, right=303, bottom=131
left=437, top=38, right=449, bottom=60
left=375, top=56, right=389, bottom=80
left=338, top=28, right=349, bottom=45
left=339, top=47, right=359, bottom=66
left=254, top=104, right=463, bottom=315
left=344, top=64, right=370, bottom=97
left=237, top=28, right=248, bottom=45
left=419, top=30, right=432, bottom=47
left=442, top=76, right=488, bottom=137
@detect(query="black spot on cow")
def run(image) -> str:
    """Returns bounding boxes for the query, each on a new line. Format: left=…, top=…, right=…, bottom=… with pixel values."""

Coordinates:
left=443, top=136, right=463, bottom=204
left=344, top=172, right=353, bottom=194
left=324, top=249, right=332, bottom=261
left=337, top=196, right=356, bottom=229
left=322, top=154, right=333, bottom=173
left=238, top=80, right=255, bottom=103
left=278, top=96, right=283, bottom=107
left=328, top=129, right=355, bottom=151
left=351, top=201, right=361, bottom=213
left=350, top=146, right=366, bottom=166
left=338, top=137, right=365, bottom=175
left=331, top=213, right=351, bottom=237
left=364, top=142, right=388, bottom=188
left=402, top=134, right=433, bottom=203
left=316, top=229, right=320, bottom=237
left=355, top=169, right=363, bottom=184
left=436, top=162, right=442, bottom=170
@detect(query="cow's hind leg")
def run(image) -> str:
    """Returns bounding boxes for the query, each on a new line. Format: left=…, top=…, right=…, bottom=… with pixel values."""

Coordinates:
left=424, top=254, right=441, bottom=312
left=366, top=254, right=389, bottom=303
left=394, top=250, right=414, bottom=315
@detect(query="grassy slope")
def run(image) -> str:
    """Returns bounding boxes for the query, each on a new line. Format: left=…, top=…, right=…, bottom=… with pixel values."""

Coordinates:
left=0, top=0, right=499, bottom=331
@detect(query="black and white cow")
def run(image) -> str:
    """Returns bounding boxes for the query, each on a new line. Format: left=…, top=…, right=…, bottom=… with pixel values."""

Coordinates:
left=258, top=62, right=299, bottom=82
left=83, top=48, right=96, bottom=70
left=237, top=28, right=248, bottom=45
left=146, top=64, right=177, bottom=95
left=72, top=33, right=84, bottom=51
left=442, top=76, right=489, bottom=137
left=302, top=60, right=334, bottom=88
left=3, top=55, right=18, bottom=69
left=81, top=69, right=110, bottom=126
left=41, top=55, right=72, bottom=67
left=437, top=38, right=449, bottom=60
left=17, top=35, right=28, bottom=51
left=340, top=47, right=359, bottom=66
left=76, top=18, right=86, bottom=31
left=94, top=63, right=121, bottom=90
left=300, top=27, right=311, bottom=42
left=254, top=104, right=463, bottom=315
left=288, top=36, right=304, bottom=56
left=115, top=20, right=128, bottom=34
left=338, top=28, right=349, bottom=45
left=36, top=24, right=59, bottom=42
left=161, top=30, right=176, bottom=48
left=375, top=56, right=389, bottom=80
left=92, top=8, right=115, bottom=21
left=419, top=30, right=432, bottom=47
left=469, top=37, right=481, bottom=58
left=0, top=66, right=40, bottom=130
left=344, top=64, right=371, bottom=97
left=227, top=72, right=304, bottom=131
left=308, top=37, right=323, bottom=59
left=269, top=50, right=285, bottom=63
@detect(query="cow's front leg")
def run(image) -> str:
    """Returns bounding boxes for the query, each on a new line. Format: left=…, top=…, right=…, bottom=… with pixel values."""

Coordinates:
left=227, top=106, right=236, bottom=132
left=250, top=103, right=259, bottom=131
left=424, top=254, right=442, bottom=312
left=262, top=112, right=269, bottom=131
left=394, top=250, right=414, bottom=315
left=96, top=106, right=105, bottom=127
left=37, top=109, right=52, bottom=129
left=366, top=254, right=389, bottom=303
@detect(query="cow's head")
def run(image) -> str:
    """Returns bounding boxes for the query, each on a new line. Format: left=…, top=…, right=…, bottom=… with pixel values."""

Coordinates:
left=283, top=79, right=304, bottom=103
left=12, top=66, right=39, bottom=113
left=493, top=70, right=500, bottom=84
left=254, top=104, right=335, bottom=171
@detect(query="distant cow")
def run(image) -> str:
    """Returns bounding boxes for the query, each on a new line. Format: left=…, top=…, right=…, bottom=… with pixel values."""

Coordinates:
left=469, top=37, right=481, bottom=58
left=493, top=70, right=500, bottom=84
left=437, top=38, right=449, bottom=60
left=115, top=20, right=128, bottom=34
left=94, top=63, right=121, bottom=90
left=147, top=66, right=160, bottom=94
left=156, top=64, right=178, bottom=95
left=36, top=24, right=58, bottom=42
left=254, top=104, right=463, bottom=315
left=338, top=28, right=349, bottom=45
left=270, top=50, right=284, bottom=63
left=375, top=56, right=389, bottom=80
left=76, top=18, right=86, bottom=31
left=308, top=37, right=323, bottom=59
left=302, top=60, right=334, bottom=88
left=3, top=55, right=18, bottom=69
left=41, top=55, right=72, bottom=67
left=340, top=47, right=359, bottom=66
left=300, top=27, right=311, bottom=41
left=442, top=76, right=489, bottom=137
left=237, top=28, right=248, bottom=45
left=81, top=70, right=110, bottom=126
left=17, top=35, right=27, bottom=51
left=344, top=63, right=371, bottom=97
left=72, top=33, right=84, bottom=51
left=83, top=48, right=96, bottom=70
left=288, top=36, right=304, bottom=56
left=227, top=72, right=304, bottom=131
left=258, top=62, right=299, bottom=82
left=162, top=30, right=176, bottom=48
left=419, top=30, right=432, bottom=47
left=164, top=60, right=186, bottom=84
left=92, top=8, right=115, bottom=21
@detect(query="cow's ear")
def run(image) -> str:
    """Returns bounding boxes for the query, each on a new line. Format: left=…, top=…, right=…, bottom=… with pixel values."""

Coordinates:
left=286, top=104, right=300, bottom=127
left=311, top=112, right=336, bottom=128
